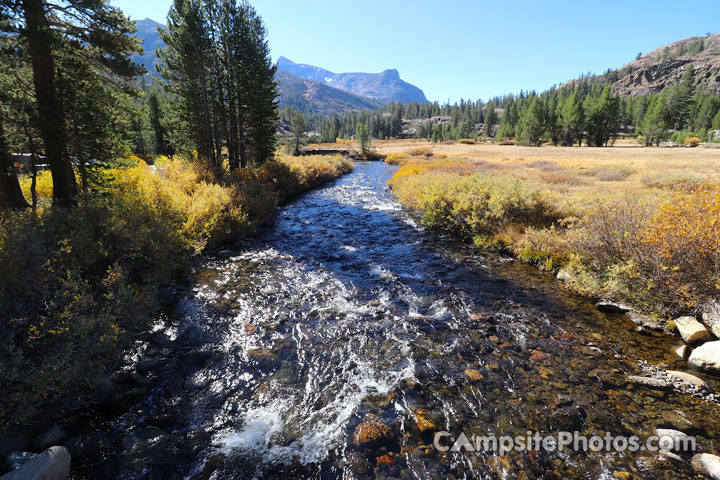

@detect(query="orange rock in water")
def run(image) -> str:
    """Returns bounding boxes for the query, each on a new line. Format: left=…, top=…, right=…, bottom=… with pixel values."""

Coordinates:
left=530, top=349, right=549, bottom=362
left=353, top=422, right=393, bottom=446
left=376, top=454, right=395, bottom=467
left=243, top=323, right=257, bottom=334
left=465, top=369, right=484, bottom=381
left=413, top=412, right=436, bottom=433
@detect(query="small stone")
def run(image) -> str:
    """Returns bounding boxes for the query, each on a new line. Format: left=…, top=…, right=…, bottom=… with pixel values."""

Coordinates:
left=464, top=369, right=483, bottom=382
left=692, top=453, right=720, bottom=479
left=658, top=450, right=683, bottom=461
left=353, top=422, right=393, bottom=446
left=674, top=316, right=711, bottom=343
left=665, top=370, right=708, bottom=390
left=581, top=346, right=603, bottom=357
left=122, top=427, right=166, bottom=454
left=627, top=376, right=669, bottom=389
left=4, top=451, right=36, bottom=471
left=659, top=410, right=695, bottom=432
left=414, top=412, right=436, bottom=433
left=530, top=349, right=549, bottom=362
left=376, top=454, right=395, bottom=467
left=674, top=345, right=690, bottom=359
left=243, top=323, right=257, bottom=335
left=652, top=429, right=690, bottom=452
left=613, top=472, right=632, bottom=480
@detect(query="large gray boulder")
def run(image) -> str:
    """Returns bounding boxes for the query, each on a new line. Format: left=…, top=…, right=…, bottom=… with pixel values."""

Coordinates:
left=702, top=300, right=720, bottom=337
left=675, top=316, right=711, bottom=343
left=689, top=341, right=720, bottom=370
left=0, top=446, right=70, bottom=480
left=692, top=453, right=720, bottom=479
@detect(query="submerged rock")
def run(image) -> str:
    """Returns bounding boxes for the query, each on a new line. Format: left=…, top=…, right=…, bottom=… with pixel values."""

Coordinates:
left=689, top=341, right=720, bottom=370
left=665, top=370, right=708, bottom=390
left=1, top=446, right=71, bottom=480
left=353, top=422, right=393, bottom=446
left=122, top=427, right=166, bottom=454
left=652, top=428, right=691, bottom=452
left=692, top=453, right=720, bottom=479
left=627, top=376, right=668, bottom=389
left=675, top=316, right=711, bottom=343
left=464, top=369, right=483, bottom=382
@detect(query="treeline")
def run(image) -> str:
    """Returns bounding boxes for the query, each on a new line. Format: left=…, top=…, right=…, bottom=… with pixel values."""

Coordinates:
left=308, top=66, right=720, bottom=147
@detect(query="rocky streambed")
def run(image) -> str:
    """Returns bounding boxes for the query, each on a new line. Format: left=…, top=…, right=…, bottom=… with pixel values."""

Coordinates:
left=3, top=161, right=720, bottom=480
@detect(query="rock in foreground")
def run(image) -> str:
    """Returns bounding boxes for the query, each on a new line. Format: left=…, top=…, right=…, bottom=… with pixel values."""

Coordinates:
left=692, top=453, right=720, bottom=479
left=689, top=341, right=720, bottom=371
left=0, top=446, right=70, bottom=480
left=675, top=316, right=711, bottom=343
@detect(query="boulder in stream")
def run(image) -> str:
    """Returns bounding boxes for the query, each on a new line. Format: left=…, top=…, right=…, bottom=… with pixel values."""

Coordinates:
left=353, top=422, right=393, bottom=447
left=702, top=300, right=720, bottom=337
left=674, top=316, right=711, bottom=343
left=689, top=341, right=720, bottom=371
left=595, top=301, right=632, bottom=314
left=692, top=453, right=720, bottom=479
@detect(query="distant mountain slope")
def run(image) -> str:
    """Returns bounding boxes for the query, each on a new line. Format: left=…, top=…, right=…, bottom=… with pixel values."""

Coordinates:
left=130, top=19, right=385, bottom=113
left=277, top=57, right=429, bottom=104
left=275, top=70, right=381, bottom=113
left=607, top=34, right=720, bottom=96
left=133, top=18, right=165, bottom=77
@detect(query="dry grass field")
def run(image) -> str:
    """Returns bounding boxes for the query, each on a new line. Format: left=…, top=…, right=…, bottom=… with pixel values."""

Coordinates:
left=372, top=139, right=720, bottom=195
left=310, top=138, right=720, bottom=319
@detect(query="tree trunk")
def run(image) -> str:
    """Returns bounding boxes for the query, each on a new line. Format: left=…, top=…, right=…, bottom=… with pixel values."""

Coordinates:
left=22, top=0, right=78, bottom=208
left=0, top=120, right=29, bottom=209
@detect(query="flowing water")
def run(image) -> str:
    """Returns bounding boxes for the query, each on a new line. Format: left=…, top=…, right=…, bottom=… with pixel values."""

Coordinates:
left=75, top=161, right=720, bottom=479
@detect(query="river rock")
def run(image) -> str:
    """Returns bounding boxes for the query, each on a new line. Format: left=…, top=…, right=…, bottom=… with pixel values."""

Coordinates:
left=353, top=422, right=393, bottom=446
left=627, top=312, right=664, bottom=331
left=665, top=370, right=708, bottom=390
left=658, top=410, right=697, bottom=433
left=674, top=344, right=691, bottom=359
left=62, top=433, right=106, bottom=462
left=627, top=376, right=668, bottom=389
left=31, top=426, right=71, bottom=452
left=0, top=446, right=71, bottom=480
left=702, top=300, right=720, bottom=338
left=652, top=428, right=690, bottom=452
left=464, top=369, right=483, bottom=381
left=0, top=435, right=30, bottom=463
left=4, top=452, right=36, bottom=471
left=675, top=316, right=711, bottom=343
left=122, top=427, right=166, bottom=454
left=692, top=453, right=720, bottom=479
left=595, top=301, right=631, bottom=313
left=247, top=348, right=279, bottom=369
left=689, top=341, right=720, bottom=370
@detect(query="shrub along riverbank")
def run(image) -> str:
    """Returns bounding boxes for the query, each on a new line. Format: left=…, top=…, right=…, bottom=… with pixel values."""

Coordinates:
left=387, top=152, right=720, bottom=321
left=0, top=154, right=353, bottom=435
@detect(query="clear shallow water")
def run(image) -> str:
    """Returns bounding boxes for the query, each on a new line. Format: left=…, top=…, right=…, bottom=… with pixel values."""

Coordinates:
left=80, top=161, right=720, bottom=479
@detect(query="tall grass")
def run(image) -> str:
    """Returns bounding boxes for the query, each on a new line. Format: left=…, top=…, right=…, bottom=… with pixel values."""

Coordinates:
left=388, top=156, right=720, bottom=317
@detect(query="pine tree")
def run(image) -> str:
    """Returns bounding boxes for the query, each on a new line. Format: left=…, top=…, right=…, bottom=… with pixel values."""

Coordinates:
left=4, top=0, right=143, bottom=207
left=560, top=92, right=585, bottom=146
left=516, top=95, right=546, bottom=146
left=641, top=94, right=669, bottom=146
left=290, top=112, right=306, bottom=155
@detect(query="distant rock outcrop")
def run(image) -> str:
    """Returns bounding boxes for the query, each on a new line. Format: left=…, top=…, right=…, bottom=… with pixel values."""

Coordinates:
left=277, top=57, right=428, bottom=104
left=610, top=34, right=720, bottom=96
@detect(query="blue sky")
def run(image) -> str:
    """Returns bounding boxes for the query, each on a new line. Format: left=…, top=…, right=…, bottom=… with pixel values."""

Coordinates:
left=112, top=0, right=720, bottom=103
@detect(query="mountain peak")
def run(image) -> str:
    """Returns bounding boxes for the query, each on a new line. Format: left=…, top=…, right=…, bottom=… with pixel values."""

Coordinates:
left=277, top=60, right=427, bottom=104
